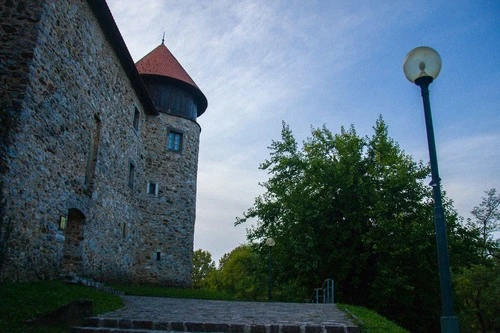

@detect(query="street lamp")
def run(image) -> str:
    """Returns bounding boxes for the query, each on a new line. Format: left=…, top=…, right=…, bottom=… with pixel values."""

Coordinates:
left=403, top=46, right=459, bottom=333
left=265, top=237, right=275, bottom=301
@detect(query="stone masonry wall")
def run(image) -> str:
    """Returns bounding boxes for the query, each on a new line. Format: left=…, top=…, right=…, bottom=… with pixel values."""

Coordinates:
left=0, top=0, right=147, bottom=282
left=1, top=0, right=200, bottom=286
left=138, top=113, right=201, bottom=286
left=0, top=0, right=46, bottom=275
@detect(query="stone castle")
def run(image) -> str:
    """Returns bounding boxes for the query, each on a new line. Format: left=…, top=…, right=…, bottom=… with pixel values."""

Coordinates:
left=0, top=0, right=207, bottom=286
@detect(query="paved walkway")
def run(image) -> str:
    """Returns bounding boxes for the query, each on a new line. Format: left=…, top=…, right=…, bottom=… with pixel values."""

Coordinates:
left=77, top=296, right=359, bottom=333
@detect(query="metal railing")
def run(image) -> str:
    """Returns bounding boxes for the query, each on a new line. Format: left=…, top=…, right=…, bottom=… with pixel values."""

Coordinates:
left=310, top=278, right=334, bottom=303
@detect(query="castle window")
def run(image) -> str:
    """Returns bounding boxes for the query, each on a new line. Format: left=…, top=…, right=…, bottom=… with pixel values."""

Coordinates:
left=122, top=223, right=128, bottom=238
left=128, top=162, right=135, bottom=189
left=132, top=107, right=140, bottom=132
left=147, top=182, right=159, bottom=196
left=85, top=115, right=102, bottom=193
left=167, top=130, right=183, bottom=152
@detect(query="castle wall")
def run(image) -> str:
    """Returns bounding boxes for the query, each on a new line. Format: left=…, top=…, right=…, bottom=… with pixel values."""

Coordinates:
left=138, top=113, right=201, bottom=286
left=0, top=0, right=145, bottom=282
left=0, top=0, right=46, bottom=276
left=1, top=0, right=201, bottom=286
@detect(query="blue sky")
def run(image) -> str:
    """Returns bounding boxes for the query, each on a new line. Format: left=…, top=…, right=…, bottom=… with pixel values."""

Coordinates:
left=107, top=0, right=500, bottom=262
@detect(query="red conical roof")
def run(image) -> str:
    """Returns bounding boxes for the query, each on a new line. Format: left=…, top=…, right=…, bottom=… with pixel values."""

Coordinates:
left=136, top=43, right=199, bottom=89
left=136, top=43, right=207, bottom=115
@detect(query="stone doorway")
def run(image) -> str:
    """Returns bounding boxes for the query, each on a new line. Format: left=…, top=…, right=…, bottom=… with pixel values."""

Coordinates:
left=61, top=208, right=85, bottom=275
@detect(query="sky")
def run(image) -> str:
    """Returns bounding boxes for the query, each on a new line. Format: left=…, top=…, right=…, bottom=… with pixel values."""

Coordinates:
left=106, top=0, right=500, bottom=263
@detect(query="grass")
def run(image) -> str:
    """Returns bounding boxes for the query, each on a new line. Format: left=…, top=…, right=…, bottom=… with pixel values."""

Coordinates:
left=0, top=281, right=408, bottom=333
left=0, top=280, right=123, bottom=333
left=337, top=304, right=410, bottom=333
left=110, top=283, right=234, bottom=300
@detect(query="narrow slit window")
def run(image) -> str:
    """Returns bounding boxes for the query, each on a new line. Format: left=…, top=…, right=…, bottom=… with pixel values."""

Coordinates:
left=128, top=162, right=135, bottom=189
left=85, top=114, right=102, bottom=192
left=132, top=107, right=140, bottom=131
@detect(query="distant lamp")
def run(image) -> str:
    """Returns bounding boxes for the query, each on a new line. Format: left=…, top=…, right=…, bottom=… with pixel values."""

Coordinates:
left=265, top=237, right=276, bottom=247
left=403, top=46, right=459, bottom=333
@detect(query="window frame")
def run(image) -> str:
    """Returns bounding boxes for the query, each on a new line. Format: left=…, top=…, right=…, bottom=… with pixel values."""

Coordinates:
left=167, top=129, right=183, bottom=152
left=146, top=181, right=159, bottom=197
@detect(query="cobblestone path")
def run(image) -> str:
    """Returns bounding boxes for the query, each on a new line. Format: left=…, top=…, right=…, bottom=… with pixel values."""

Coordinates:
left=74, top=296, right=359, bottom=332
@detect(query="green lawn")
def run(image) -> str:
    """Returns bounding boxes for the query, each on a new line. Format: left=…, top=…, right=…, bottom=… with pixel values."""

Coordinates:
left=337, top=304, right=410, bottom=333
left=0, top=280, right=123, bottom=333
left=110, top=283, right=234, bottom=300
left=0, top=281, right=408, bottom=333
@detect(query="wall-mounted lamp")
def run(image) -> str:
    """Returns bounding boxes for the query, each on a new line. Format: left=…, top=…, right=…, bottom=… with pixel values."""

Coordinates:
left=59, top=216, right=67, bottom=230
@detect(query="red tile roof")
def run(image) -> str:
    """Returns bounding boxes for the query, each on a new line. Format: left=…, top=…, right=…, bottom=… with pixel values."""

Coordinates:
left=135, top=43, right=199, bottom=89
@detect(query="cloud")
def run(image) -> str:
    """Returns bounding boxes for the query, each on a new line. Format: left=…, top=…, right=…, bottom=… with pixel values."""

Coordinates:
left=106, top=0, right=500, bottom=261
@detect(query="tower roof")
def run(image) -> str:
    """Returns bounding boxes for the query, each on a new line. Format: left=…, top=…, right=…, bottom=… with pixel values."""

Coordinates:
left=136, top=43, right=207, bottom=115
left=136, top=43, right=198, bottom=88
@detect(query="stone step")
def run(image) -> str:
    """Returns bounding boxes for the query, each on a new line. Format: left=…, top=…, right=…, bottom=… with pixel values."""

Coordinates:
left=72, top=317, right=359, bottom=333
left=72, top=328, right=171, bottom=333
left=72, top=297, right=360, bottom=333
left=61, top=274, right=125, bottom=296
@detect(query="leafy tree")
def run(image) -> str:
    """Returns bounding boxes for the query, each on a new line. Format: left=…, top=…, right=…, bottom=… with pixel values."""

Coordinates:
left=454, top=189, right=500, bottom=332
left=192, top=249, right=216, bottom=289
left=468, top=188, right=500, bottom=258
left=237, top=117, right=479, bottom=332
left=454, top=259, right=500, bottom=333
left=210, top=245, right=266, bottom=300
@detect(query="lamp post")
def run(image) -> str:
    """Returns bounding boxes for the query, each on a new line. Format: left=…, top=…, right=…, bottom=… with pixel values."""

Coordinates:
left=403, top=46, right=459, bottom=333
left=265, top=237, right=275, bottom=301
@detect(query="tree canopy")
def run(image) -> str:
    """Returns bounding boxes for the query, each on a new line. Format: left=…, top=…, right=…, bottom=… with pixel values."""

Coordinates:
left=469, top=188, right=500, bottom=259
left=454, top=189, right=500, bottom=332
left=192, top=249, right=216, bottom=289
left=236, top=117, right=480, bottom=332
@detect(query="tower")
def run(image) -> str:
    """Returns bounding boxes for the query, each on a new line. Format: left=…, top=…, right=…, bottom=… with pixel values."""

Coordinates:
left=134, top=42, right=207, bottom=286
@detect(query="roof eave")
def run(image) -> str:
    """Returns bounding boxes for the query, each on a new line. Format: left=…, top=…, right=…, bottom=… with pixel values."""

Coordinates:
left=140, top=74, right=208, bottom=117
left=86, top=0, right=158, bottom=116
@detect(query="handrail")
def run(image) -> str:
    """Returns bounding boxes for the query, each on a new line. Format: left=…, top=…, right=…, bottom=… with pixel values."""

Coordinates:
left=322, top=278, right=334, bottom=304
left=309, top=278, right=334, bottom=303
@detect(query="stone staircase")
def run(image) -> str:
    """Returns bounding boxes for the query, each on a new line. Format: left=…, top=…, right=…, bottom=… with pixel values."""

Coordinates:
left=71, top=296, right=360, bottom=333
left=72, top=317, right=359, bottom=333
left=61, top=273, right=125, bottom=296
left=72, top=317, right=180, bottom=332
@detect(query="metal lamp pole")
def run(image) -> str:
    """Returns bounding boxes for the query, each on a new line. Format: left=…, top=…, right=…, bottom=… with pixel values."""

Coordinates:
left=266, top=237, right=275, bottom=301
left=403, top=47, right=459, bottom=333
